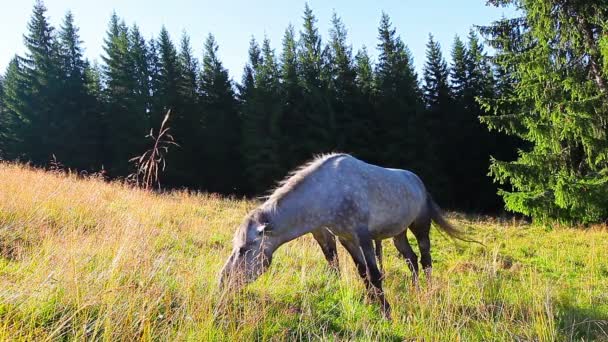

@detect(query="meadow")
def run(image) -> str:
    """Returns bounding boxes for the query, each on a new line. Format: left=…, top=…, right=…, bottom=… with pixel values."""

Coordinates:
left=0, top=162, right=606, bottom=341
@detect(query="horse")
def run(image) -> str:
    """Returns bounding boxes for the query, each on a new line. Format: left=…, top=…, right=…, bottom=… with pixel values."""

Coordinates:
left=218, top=153, right=466, bottom=318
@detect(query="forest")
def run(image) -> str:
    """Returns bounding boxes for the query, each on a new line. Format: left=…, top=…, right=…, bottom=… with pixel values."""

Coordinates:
left=1, top=0, right=607, bottom=223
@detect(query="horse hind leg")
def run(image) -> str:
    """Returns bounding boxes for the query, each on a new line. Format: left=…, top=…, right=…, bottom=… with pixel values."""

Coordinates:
left=411, top=213, right=433, bottom=284
left=312, top=228, right=339, bottom=275
left=393, top=232, right=419, bottom=288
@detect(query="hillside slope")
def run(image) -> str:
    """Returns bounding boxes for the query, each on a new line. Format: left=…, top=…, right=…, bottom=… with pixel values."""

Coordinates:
left=0, top=163, right=606, bottom=341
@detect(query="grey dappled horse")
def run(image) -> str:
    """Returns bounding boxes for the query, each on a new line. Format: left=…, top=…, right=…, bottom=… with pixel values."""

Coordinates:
left=219, top=153, right=465, bottom=318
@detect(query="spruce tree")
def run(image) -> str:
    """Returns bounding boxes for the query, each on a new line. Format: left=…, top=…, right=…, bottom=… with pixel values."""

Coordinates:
left=199, top=34, right=242, bottom=193
left=374, top=13, right=423, bottom=170
left=147, top=38, right=162, bottom=120
left=0, top=58, right=27, bottom=159
left=296, top=4, right=333, bottom=160
left=449, top=32, right=508, bottom=211
left=422, top=34, right=454, bottom=203
left=327, top=12, right=359, bottom=153
left=480, top=0, right=608, bottom=223
left=155, top=27, right=182, bottom=122
left=167, top=32, right=203, bottom=187
left=57, top=11, right=102, bottom=169
left=279, top=24, right=306, bottom=169
left=129, top=25, right=152, bottom=125
left=241, top=38, right=283, bottom=193
left=353, top=47, right=377, bottom=161
left=15, top=0, right=62, bottom=164
left=0, top=76, right=4, bottom=155
left=101, top=13, right=149, bottom=175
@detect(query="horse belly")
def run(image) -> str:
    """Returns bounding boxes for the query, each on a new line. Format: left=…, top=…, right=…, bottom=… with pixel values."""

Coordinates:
left=365, top=191, right=416, bottom=238
left=366, top=175, right=425, bottom=239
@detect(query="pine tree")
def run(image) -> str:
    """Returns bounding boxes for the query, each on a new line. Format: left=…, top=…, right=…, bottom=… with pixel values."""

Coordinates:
left=0, top=58, right=27, bottom=159
left=352, top=47, right=377, bottom=161
left=0, top=75, right=4, bottom=154
left=374, top=12, right=423, bottom=170
left=279, top=24, right=306, bottom=170
left=238, top=37, right=262, bottom=104
left=155, top=27, right=182, bottom=122
left=129, top=25, right=152, bottom=125
left=327, top=12, right=358, bottom=153
left=14, top=0, right=63, bottom=164
left=480, top=0, right=608, bottom=223
left=450, top=36, right=468, bottom=100
left=422, top=34, right=454, bottom=203
left=57, top=11, right=102, bottom=169
left=147, top=38, right=162, bottom=120
left=296, top=4, right=333, bottom=160
left=200, top=34, right=242, bottom=193
left=166, top=32, right=203, bottom=187
left=449, top=32, right=508, bottom=211
left=241, top=37, right=283, bottom=193
left=101, top=13, right=149, bottom=175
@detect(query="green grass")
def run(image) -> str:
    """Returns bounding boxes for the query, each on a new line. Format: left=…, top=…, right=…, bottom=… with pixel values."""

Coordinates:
left=0, top=162, right=606, bottom=341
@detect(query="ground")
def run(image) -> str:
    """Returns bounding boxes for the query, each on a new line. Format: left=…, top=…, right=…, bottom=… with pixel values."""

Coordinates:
left=0, top=163, right=606, bottom=341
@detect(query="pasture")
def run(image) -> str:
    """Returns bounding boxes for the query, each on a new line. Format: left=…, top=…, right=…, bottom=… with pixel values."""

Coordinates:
left=0, top=163, right=606, bottom=341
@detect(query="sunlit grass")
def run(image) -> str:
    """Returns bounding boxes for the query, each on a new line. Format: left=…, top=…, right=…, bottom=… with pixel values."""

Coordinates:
left=0, top=162, right=606, bottom=341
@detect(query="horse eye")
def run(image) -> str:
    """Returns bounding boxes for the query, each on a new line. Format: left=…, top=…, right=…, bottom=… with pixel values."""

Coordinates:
left=238, top=247, right=247, bottom=255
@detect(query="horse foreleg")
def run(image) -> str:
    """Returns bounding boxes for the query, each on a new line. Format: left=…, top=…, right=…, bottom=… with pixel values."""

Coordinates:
left=312, top=228, right=339, bottom=275
left=359, top=234, right=391, bottom=319
left=341, top=234, right=391, bottom=319
left=374, top=239, right=384, bottom=276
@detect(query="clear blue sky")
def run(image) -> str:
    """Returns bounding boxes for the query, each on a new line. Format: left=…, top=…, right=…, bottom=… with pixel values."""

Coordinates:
left=0, top=0, right=517, bottom=82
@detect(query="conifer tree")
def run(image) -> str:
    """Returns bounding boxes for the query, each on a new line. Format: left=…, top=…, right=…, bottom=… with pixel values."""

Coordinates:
left=101, top=13, right=149, bottom=175
left=279, top=24, right=306, bottom=169
left=155, top=27, right=182, bottom=122
left=241, top=38, right=283, bottom=193
left=422, top=34, right=454, bottom=203
left=238, top=37, right=261, bottom=103
left=374, top=13, right=423, bottom=170
left=449, top=32, right=507, bottom=211
left=129, top=25, right=152, bottom=124
left=296, top=4, right=333, bottom=159
left=450, top=36, right=468, bottom=100
left=200, top=34, right=242, bottom=193
left=56, top=12, right=102, bottom=169
left=352, top=47, right=377, bottom=161
left=327, top=12, right=358, bottom=153
left=166, top=32, right=203, bottom=187
left=0, top=58, right=27, bottom=159
left=14, top=0, right=63, bottom=164
left=0, top=76, right=5, bottom=154
left=147, top=38, right=162, bottom=119
left=480, top=0, right=608, bottom=223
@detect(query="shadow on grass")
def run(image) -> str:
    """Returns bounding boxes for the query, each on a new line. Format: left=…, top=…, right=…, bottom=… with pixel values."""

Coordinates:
left=557, top=302, right=608, bottom=341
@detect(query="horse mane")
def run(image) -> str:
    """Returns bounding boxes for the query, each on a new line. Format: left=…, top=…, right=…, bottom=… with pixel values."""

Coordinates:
left=266, top=153, right=347, bottom=209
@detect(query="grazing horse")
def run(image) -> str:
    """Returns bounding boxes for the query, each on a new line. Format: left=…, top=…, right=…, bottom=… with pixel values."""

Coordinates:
left=219, top=153, right=465, bottom=318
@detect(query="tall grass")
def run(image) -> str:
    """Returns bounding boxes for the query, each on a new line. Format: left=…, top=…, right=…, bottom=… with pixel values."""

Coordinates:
left=129, top=110, right=178, bottom=191
left=0, top=163, right=606, bottom=341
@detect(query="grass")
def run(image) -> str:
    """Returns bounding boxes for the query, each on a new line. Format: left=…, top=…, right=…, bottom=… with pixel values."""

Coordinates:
left=0, top=162, right=606, bottom=341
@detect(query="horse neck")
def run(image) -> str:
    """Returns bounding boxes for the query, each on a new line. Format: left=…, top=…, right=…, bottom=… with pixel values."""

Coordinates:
left=265, top=195, right=318, bottom=247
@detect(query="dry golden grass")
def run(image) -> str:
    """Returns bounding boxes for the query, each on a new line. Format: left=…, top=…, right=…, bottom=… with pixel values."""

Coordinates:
left=0, top=162, right=606, bottom=341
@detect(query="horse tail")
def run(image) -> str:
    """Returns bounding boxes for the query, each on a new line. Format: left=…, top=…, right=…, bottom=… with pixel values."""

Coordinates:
left=427, top=193, right=485, bottom=246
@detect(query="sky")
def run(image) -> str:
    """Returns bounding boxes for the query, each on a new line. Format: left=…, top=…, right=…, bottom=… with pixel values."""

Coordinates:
left=0, top=0, right=517, bottom=82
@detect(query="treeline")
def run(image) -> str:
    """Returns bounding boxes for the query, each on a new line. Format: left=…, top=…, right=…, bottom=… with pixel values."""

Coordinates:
left=0, top=1, right=518, bottom=212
